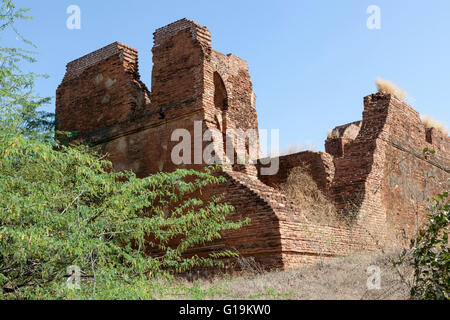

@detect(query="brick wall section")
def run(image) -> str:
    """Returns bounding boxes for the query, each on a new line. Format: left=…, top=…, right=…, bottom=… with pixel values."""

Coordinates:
left=151, top=19, right=210, bottom=115
left=229, top=171, right=375, bottom=267
left=190, top=171, right=375, bottom=269
left=57, top=19, right=260, bottom=176
left=372, top=94, right=450, bottom=248
left=153, top=18, right=211, bottom=49
left=328, top=93, right=450, bottom=249
left=254, top=93, right=449, bottom=255
left=208, top=51, right=258, bottom=133
left=205, top=50, right=260, bottom=172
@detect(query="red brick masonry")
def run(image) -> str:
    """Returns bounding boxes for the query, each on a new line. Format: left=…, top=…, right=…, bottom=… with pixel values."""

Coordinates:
left=56, top=19, right=450, bottom=269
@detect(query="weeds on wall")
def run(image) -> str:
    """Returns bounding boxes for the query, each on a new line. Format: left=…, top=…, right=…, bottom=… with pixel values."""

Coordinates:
left=277, top=164, right=339, bottom=226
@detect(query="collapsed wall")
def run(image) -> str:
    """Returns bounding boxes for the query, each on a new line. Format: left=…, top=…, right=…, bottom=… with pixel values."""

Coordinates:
left=259, top=93, right=449, bottom=251
left=55, top=18, right=450, bottom=270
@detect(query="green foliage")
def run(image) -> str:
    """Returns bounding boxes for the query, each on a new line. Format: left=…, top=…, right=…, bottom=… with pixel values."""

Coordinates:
left=0, top=122, right=247, bottom=298
left=47, top=277, right=227, bottom=300
left=423, top=147, right=436, bottom=155
left=408, top=191, right=449, bottom=300
left=396, top=148, right=450, bottom=300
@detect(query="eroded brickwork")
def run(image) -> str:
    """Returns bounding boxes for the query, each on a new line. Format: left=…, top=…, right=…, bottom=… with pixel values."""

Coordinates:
left=56, top=42, right=150, bottom=136
left=56, top=19, right=450, bottom=270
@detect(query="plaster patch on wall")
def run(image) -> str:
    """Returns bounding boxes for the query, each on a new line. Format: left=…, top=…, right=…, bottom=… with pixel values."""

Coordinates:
left=94, top=73, right=104, bottom=85
left=105, top=78, right=116, bottom=89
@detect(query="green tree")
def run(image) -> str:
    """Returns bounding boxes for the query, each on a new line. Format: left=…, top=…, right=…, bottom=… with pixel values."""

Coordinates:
left=0, top=0, right=247, bottom=299
left=0, top=0, right=53, bottom=139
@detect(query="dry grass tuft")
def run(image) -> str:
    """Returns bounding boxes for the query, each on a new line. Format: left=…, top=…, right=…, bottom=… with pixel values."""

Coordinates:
left=376, top=77, right=407, bottom=101
left=277, top=165, right=339, bottom=225
left=420, top=115, right=449, bottom=136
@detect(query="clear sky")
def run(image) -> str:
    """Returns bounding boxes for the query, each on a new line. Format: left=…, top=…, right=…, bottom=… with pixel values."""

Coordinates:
left=4, top=0, right=450, bottom=152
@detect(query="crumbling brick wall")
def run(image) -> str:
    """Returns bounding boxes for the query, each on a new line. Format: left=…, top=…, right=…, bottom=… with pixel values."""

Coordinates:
left=324, top=93, right=450, bottom=249
left=255, top=93, right=449, bottom=257
left=56, top=19, right=450, bottom=270
left=194, top=169, right=375, bottom=268
left=57, top=19, right=260, bottom=177
left=363, top=94, right=449, bottom=248
left=325, top=121, right=362, bottom=157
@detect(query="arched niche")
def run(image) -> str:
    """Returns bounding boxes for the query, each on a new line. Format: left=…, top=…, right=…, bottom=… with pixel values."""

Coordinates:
left=213, top=72, right=228, bottom=111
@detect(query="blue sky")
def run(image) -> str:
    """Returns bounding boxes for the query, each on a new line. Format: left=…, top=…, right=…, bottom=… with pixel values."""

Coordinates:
left=4, top=0, right=450, bottom=152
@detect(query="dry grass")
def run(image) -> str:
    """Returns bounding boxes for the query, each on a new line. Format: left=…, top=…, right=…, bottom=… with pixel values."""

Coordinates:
left=421, top=115, right=449, bottom=136
left=376, top=77, right=407, bottom=101
left=162, top=252, right=413, bottom=300
left=277, top=166, right=339, bottom=225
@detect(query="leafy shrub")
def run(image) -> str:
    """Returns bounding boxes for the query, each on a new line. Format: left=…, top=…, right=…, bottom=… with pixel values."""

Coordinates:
left=408, top=191, right=449, bottom=300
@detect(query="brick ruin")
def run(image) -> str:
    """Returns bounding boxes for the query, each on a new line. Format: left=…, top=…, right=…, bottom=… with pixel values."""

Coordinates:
left=56, top=19, right=450, bottom=269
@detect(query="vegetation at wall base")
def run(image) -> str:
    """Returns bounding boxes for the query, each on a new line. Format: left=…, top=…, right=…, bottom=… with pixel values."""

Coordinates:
left=407, top=191, right=449, bottom=300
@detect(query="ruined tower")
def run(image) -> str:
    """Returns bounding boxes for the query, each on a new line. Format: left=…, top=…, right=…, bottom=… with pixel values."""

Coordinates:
left=56, top=19, right=259, bottom=177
